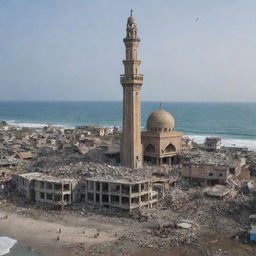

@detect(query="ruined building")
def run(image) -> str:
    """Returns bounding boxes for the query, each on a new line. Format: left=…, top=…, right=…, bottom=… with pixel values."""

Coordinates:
left=204, top=137, right=221, bottom=151
left=14, top=173, right=77, bottom=208
left=14, top=173, right=162, bottom=211
left=120, top=11, right=144, bottom=168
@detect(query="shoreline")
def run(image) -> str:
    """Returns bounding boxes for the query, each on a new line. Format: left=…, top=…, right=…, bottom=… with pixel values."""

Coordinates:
left=3, top=119, right=256, bottom=151
left=0, top=209, right=124, bottom=256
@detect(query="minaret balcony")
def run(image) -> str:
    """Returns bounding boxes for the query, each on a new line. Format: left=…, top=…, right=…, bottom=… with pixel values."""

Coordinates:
left=120, top=74, right=144, bottom=84
left=123, top=38, right=140, bottom=43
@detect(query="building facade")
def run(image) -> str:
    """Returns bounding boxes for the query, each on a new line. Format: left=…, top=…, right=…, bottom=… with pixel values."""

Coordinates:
left=120, top=11, right=143, bottom=168
left=142, top=109, right=183, bottom=165
left=204, top=137, right=221, bottom=151
left=85, top=178, right=158, bottom=211
left=15, top=172, right=164, bottom=211
left=14, top=172, right=77, bottom=208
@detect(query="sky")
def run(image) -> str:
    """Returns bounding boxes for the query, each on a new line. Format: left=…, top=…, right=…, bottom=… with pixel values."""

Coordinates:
left=0, top=0, right=256, bottom=102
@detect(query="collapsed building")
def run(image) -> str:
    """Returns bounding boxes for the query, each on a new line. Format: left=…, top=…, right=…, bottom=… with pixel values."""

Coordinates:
left=182, top=164, right=232, bottom=186
left=14, top=173, right=77, bottom=209
left=84, top=177, right=158, bottom=211
left=204, top=137, right=221, bottom=151
left=14, top=172, right=175, bottom=211
left=181, top=148, right=249, bottom=186
left=0, top=169, right=12, bottom=195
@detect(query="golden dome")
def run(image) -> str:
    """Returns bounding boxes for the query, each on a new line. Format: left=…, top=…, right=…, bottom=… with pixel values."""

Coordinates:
left=147, top=109, right=175, bottom=130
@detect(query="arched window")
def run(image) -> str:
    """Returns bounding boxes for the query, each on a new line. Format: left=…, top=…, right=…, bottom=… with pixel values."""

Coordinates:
left=165, top=143, right=176, bottom=153
left=145, top=144, right=156, bottom=153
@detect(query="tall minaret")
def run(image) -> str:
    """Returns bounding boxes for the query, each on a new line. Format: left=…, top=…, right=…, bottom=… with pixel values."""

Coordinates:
left=120, top=10, right=143, bottom=168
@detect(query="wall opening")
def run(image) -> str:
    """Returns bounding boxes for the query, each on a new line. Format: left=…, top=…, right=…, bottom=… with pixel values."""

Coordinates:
left=132, top=184, right=139, bottom=193
left=102, top=194, right=109, bottom=203
left=145, top=144, right=156, bottom=153
left=54, top=183, right=62, bottom=190
left=46, top=193, right=52, bottom=200
left=165, top=143, right=176, bottom=153
left=121, top=185, right=129, bottom=195
left=87, top=192, right=94, bottom=201
left=110, top=195, right=119, bottom=204
left=102, top=183, right=109, bottom=192
left=121, top=197, right=129, bottom=205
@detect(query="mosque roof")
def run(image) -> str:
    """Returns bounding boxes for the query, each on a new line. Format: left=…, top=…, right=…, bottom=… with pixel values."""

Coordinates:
left=147, top=109, right=175, bottom=130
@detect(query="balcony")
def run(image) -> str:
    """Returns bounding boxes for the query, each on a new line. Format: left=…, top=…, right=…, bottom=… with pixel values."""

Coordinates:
left=120, top=74, right=143, bottom=84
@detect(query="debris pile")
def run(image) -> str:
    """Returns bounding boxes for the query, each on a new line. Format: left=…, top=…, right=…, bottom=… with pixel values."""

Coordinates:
left=163, top=188, right=190, bottom=210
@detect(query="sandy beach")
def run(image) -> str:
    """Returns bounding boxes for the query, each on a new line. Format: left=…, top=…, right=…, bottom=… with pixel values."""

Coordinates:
left=0, top=202, right=256, bottom=256
left=0, top=208, right=125, bottom=256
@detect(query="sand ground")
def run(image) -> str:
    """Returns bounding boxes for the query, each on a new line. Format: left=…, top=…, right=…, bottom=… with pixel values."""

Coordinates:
left=1, top=207, right=255, bottom=256
left=0, top=209, right=124, bottom=256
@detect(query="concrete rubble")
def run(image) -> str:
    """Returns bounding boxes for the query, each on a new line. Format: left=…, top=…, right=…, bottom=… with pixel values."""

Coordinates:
left=0, top=121, right=256, bottom=253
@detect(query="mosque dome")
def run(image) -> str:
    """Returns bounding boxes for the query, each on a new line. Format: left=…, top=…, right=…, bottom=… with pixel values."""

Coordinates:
left=127, top=15, right=136, bottom=25
left=147, top=109, right=175, bottom=131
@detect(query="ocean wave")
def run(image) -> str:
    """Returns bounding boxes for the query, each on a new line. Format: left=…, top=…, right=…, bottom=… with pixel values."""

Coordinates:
left=0, top=236, right=17, bottom=255
left=4, top=120, right=256, bottom=151
left=188, top=135, right=256, bottom=150
left=6, top=120, right=66, bottom=129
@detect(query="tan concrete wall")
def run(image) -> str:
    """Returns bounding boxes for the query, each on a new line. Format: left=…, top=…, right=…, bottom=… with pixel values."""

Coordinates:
left=182, top=165, right=229, bottom=180
left=142, top=131, right=182, bottom=158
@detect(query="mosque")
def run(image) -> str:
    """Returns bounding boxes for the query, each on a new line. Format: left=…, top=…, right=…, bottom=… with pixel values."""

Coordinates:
left=120, top=11, right=183, bottom=168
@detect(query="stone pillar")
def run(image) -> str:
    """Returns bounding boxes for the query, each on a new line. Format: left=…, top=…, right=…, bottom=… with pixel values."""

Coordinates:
left=93, top=181, right=96, bottom=204
left=61, top=183, right=64, bottom=211
left=108, top=182, right=111, bottom=206
left=99, top=182, right=102, bottom=206
left=85, top=181, right=87, bottom=205
left=119, top=184, right=122, bottom=206
left=129, top=185, right=132, bottom=211
left=139, top=184, right=141, bottom=206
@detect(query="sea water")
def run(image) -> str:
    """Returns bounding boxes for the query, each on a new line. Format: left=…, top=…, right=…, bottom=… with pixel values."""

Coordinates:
left=0, top=101, right=255, bottom=150
left=0, top=235, right=51, bottom=256
left=1, top=242, right=41, bottom=256
left=0, top=236, right=16, bottom=256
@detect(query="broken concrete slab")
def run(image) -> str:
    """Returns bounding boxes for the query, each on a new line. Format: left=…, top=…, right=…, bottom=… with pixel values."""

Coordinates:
left=177, top=222, right=192, bottom=229
left=206, top=185, right=231, bottom=198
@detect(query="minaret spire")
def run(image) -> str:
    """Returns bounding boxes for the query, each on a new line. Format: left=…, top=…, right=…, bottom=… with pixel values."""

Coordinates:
left=120, top=12, right=143, bottom=168
left=130, top=9, right=133, bottom=16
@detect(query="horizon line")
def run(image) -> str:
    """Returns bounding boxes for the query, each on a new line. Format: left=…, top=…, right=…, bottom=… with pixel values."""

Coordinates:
left=0, top=100, right=256, bottom=104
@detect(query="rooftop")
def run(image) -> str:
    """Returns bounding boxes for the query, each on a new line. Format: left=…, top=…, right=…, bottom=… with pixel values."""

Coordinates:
left=86, top=176, right=150, bottom=184
left=17, top=172, right=76, bottom=183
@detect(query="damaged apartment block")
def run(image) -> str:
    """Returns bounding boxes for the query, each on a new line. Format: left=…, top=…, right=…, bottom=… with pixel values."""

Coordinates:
left=14, top=173, right=167, bottom=211
left=14, top=172, right=77, bottom=209
left=85, top=178, right=158, bottom=211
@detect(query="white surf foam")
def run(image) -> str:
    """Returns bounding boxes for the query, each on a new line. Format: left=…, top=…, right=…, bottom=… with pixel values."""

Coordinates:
left=6, top=120, right=66, bottom=129
left=188, top=135, right=256, bottom=151
left=0, top=236, right=17, bottom=255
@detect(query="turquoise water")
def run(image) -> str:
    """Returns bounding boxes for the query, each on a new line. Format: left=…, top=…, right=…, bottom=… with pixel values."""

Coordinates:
left=0, top=101, right=255, bottom=149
